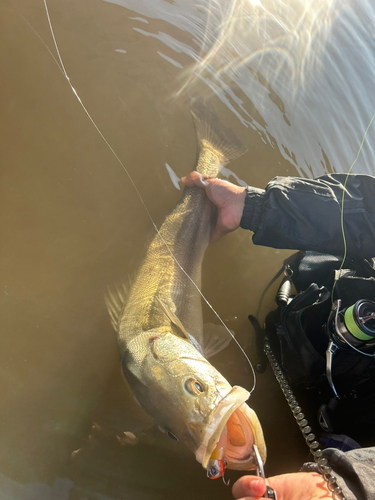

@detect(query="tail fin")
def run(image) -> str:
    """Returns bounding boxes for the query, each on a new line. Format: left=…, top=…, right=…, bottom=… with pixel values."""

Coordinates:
left=190, top=97, right=248, bottom=175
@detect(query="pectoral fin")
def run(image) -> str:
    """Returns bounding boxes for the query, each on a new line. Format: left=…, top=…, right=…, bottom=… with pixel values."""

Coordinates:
left=155, top=296, right=204, bottom=356
left=203, top=323, right=233, bottom=358
left=155, top=296, right=189, bottom=339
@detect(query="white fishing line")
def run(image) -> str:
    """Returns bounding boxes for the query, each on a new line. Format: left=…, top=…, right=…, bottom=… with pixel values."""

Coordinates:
left=42, top=0, right=257, bottom=394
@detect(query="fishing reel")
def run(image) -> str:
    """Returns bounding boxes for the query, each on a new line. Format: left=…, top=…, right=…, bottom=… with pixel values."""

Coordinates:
left=324, top=299, right=375, bottom=400
left=326, top=299, right=375, bottom=350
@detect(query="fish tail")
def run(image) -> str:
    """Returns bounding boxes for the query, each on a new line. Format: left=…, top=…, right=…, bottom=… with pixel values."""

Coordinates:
left=190, top=97, right=248, bottom=177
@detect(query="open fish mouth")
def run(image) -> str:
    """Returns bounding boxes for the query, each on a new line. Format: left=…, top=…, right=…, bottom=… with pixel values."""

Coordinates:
left=195, top=386, right=266, bottom=471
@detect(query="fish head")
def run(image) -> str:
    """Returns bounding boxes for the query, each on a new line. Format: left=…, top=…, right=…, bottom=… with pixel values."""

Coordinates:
left=127, top=332, right=266, bottom=472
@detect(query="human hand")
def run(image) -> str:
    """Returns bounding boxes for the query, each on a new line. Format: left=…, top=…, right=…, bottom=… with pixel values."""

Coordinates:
left=232, top=472, right=332, bottom=500
left=180, top=171, right=246, bottom=243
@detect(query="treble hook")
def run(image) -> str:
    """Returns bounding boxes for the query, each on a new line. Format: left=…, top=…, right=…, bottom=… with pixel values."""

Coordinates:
left=222, top=472, right=230, bottom=486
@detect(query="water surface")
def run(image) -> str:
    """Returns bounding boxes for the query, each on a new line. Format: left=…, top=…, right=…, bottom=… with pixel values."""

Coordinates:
left=1, top=0, right=375, bottom=498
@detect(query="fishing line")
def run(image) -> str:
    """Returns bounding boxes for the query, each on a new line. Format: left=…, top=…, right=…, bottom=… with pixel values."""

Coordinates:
left=331, top=111, right=375, bottom=303
left=42, top=0, right=257, bottom=394
left=5, top=8, right=65, bottom=78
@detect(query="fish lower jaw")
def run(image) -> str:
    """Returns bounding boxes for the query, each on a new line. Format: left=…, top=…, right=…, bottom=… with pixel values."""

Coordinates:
left=224, top=403, right=266, bottom=470
left=195, top=386, right=266, bottom=472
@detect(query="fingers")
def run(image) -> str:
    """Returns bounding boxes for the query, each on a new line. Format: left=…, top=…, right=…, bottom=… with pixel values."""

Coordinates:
left=180, top=171, right=209, bottom=188
left=233, top=472, right=333, bottom=500
left=180, top=170, right=245, bottom=243
left=232, top=476, right=266, bottom=500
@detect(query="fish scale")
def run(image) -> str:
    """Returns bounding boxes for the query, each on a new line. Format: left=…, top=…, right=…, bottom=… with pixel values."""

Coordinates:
left=106, top=99, right=266, bottom=475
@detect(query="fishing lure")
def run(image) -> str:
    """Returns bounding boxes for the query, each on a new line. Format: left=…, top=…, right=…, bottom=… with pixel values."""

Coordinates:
left=206, top=456, right=227, bottom=480
left=206, top=426, right=229, bottom=483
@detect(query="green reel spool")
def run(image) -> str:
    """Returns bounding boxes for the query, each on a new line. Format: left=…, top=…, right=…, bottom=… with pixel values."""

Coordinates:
left=343, top=300, right=375, bottom=342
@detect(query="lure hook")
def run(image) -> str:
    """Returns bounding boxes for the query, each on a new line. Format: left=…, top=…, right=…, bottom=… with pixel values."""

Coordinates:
left=222, top=472, right=230, bottom=486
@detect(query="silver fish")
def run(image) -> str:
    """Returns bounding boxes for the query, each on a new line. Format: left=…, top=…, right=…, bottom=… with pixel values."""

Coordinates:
left=106, top=100, right=266, bottom=473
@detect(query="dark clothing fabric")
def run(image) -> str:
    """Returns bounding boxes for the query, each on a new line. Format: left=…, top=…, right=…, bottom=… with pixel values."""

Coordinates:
left=240, top=174, right=375, bottom=259
left=240, top=173, right=375, bottom=497
left=303, top=447, right=375, bottom=500
left=325, top=447, right=375, bottom=500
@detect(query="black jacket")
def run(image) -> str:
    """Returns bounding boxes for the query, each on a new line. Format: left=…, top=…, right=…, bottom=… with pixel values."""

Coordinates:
left=240, top=174, right=375, bottom=259
left=242, top=174, right=375, bottom=498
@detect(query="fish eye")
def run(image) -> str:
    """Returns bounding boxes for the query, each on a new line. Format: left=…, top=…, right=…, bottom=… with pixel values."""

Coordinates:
left=167, top=431, right=178, bottom=441
left=185, top=378, right=205, bottom=395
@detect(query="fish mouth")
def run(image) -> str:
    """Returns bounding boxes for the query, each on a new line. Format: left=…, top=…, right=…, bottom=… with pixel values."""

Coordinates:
left=195, top=386, right=266, bottom=471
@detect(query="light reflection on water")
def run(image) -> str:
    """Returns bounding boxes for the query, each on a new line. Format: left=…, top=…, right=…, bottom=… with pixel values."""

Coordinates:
left=1, top=0, right=375, bottom=498
left=108, top=0, right=375, bottom=176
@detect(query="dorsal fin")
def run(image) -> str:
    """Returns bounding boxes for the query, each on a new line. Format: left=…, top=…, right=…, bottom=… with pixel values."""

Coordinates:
left=105, top=282, right=128, bottom=332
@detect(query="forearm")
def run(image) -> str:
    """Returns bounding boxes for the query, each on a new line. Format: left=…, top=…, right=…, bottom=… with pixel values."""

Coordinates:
left=240, top=174, right=375, bottom=259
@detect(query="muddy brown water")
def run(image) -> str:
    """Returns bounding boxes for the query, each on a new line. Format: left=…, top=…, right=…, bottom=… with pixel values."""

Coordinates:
left=1, top=0, right=375, bottom=498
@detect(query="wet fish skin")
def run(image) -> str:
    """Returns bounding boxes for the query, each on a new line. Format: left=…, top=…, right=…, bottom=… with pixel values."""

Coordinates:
left=107, top=100, right=266, bottom=468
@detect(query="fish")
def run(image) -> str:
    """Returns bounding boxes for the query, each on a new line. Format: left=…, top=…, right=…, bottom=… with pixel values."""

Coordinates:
left=106, top=99, right=266, bottom=475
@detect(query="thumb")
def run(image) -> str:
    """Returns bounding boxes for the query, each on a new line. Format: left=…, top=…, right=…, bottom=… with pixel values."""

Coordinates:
left=209, top=217, right=229, bottom=243
left=232, top=476, right=266, bottom=499
left=209, top=208, right=239, bottom=243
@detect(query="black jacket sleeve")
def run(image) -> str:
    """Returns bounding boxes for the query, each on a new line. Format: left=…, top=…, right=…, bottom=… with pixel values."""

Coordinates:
left=240, top=174, right=375, bottom=259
